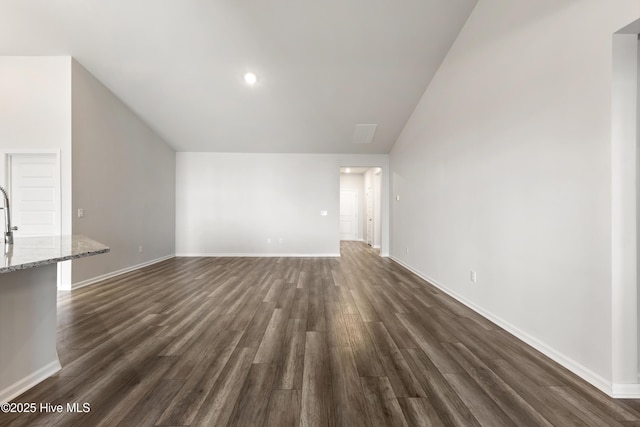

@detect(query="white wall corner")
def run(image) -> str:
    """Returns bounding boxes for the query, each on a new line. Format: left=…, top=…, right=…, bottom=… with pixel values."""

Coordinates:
left=611, top=32, right=640, bottom=386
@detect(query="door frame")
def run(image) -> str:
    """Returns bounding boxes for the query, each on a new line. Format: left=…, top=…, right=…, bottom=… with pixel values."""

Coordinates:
left=339, top=166, right=386, bottom=255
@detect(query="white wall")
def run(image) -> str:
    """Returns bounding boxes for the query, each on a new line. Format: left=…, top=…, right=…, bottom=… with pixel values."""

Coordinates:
left=390, top=0, right=640, bottom=392
left=0, top=56, right=73, bottom=286
left=176, top=153, right=389, bottom=256
left=340, top=173, right=365, bottom=240
left=71, top=60, right=176, bottom=286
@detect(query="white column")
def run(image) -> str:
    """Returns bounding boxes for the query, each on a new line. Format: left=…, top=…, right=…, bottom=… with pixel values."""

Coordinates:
left=611, top=33, right=639, bottom=394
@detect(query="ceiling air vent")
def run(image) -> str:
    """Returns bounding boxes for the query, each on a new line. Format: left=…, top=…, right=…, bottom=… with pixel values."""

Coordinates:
left=352, top=124, right=377, bottom=144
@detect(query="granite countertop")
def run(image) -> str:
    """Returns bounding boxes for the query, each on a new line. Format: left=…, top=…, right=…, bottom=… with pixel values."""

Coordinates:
left=0, top=235, right=110, bottom=274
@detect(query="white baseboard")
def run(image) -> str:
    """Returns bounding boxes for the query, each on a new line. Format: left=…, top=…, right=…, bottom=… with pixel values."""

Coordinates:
left=68, top=254, right=175, bottom=290
left=176, top=253, right=341, bottom=258
left=612, top=383, right=640, bottom=398
left=0, top=360, right=61, bottom=404
left=390, top=256, right=615, bottom=398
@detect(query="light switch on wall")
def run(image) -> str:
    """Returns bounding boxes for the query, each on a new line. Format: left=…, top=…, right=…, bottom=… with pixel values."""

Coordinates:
left=77, top=208, right=84, bottom=218
left=320, top=210, right=328, bottom=216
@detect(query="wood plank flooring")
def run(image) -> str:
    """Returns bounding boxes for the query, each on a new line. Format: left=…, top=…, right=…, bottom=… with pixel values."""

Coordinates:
left=2, top=241, right=640, bottom=426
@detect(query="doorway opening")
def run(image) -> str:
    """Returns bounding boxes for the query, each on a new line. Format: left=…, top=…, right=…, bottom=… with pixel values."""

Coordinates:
left=339, top=166, right=382, bottom=253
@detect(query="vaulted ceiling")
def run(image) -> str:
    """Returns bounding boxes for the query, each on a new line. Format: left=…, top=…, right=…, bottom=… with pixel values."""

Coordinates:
left=0, top=0, right=477, bottom=153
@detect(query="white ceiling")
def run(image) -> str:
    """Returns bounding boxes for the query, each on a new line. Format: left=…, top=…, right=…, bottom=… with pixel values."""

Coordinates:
left=0, top=0, right=477, bottom=154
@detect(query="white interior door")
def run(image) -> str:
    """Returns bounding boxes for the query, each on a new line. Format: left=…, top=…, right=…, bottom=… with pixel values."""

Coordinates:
left=8, top=153, right=61, bottom=237
left=366, top=186, right=374, bottom=245
left=340, top=189, right=358, bottom=240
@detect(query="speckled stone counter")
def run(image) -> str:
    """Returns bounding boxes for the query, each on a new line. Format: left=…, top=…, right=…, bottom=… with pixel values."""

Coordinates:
left=0, top=235, right=109, bottom=403
left=0, top=235, right=109, bottom=274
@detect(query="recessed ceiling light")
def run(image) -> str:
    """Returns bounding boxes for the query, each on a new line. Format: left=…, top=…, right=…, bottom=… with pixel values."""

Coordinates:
left=345, top=168, right=351, bottom=173
left=244, top=72, right=257, bottom=85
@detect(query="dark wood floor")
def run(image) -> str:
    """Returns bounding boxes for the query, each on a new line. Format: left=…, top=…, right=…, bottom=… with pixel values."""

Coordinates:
left=2, top=241, right=640, bottom=426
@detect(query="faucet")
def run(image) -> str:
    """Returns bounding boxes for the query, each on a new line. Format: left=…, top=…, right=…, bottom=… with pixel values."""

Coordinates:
left=0, top=186, right=18, bottom=245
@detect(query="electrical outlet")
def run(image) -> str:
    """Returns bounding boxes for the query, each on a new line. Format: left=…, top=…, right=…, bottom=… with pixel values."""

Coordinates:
left=470, top=271, right=477, bottom=283
left=267, top=238, right=272, bottom=244
left=405, top=247, right=409, bottom=254
left=138, top=246, right=143, bottom=253
left=77, top=208, right=84, bottom=218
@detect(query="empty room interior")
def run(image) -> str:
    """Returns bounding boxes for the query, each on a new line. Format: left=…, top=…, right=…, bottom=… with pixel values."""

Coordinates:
left=3, top=0, right=640, bottom=425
